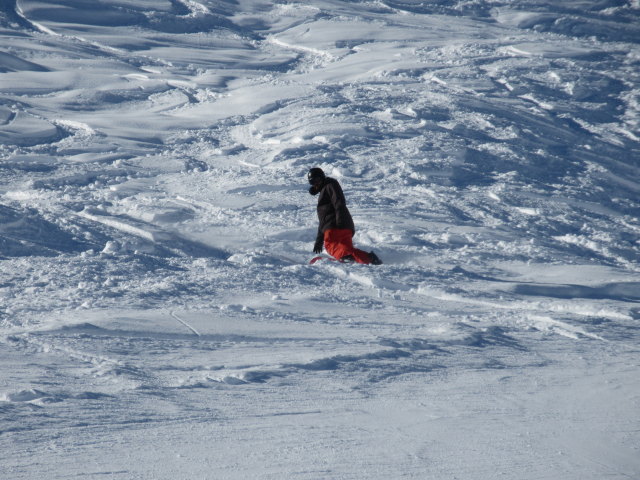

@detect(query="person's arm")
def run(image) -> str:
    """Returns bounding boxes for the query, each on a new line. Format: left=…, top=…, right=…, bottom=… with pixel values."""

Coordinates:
left=314, top=227, right=323, bottom=253
left=328, top=182, right=348, bottom=228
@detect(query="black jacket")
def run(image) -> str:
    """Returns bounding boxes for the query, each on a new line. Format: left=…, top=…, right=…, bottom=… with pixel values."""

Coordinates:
left=311, top=177, right=355, bottom=245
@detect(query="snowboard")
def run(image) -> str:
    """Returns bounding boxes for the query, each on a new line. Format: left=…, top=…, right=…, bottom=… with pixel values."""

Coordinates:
left=309, top=255, right=357, bottom=265
left=309, top=255, right=339, bottom=265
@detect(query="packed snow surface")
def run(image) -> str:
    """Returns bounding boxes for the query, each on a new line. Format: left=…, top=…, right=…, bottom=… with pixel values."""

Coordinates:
left=1, top=0, right=639, bottom=478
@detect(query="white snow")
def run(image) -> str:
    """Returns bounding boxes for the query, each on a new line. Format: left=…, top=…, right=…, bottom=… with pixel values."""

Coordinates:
left=1, top=0, right=639, bottom=479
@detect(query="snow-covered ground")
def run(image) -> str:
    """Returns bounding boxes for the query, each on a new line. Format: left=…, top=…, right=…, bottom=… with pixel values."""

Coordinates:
left=1, top=0, right=639, bottom=478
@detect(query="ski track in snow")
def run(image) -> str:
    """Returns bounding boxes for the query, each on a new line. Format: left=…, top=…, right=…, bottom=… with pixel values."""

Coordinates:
left=1, top=0, right=640, bottom=479
left=169, top=310, right=200, bottom=337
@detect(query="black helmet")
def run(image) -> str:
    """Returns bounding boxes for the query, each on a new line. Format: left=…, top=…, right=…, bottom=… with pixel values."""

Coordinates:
left=307, top=167, right=325, bottom=186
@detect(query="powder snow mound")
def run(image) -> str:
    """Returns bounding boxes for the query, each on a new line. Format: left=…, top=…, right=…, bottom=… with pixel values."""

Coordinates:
left=16, top=0, right=242, bottom=34
left=0, top=110, right=63, bottom=147
left=0, top=51, right=48, bottom=73
left=1, top=388, right=50, bottom=402
left=0, top=204, right=92, bottom=257
left=491, top=1, right=640, bottom=43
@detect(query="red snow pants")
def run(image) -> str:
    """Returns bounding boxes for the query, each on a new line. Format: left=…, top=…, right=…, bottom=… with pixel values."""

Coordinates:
left=324, top=229, right=371, bottom=265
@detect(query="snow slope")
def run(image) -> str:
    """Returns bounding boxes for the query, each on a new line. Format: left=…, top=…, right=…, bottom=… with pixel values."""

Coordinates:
left=1, top=1, right=639, bottom=478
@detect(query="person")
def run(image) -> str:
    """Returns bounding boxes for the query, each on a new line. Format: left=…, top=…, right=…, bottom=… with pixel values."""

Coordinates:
left=307, top=167, right=382, bottom=265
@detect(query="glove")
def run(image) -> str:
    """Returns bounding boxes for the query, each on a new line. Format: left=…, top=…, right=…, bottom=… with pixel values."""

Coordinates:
left=313, top=239, right=323, bottom=254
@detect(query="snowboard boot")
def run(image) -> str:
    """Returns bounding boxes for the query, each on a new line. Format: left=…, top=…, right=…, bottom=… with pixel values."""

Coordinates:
left=368, top=251, right=383, bottom=265
left=340, top=254, right=355, bottom=263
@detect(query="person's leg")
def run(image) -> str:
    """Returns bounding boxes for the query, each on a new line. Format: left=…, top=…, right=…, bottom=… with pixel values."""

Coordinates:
left=323, top=229, right=352, bottom=260
left=324, top=229, right=372, bottom=264
left=350, top=247, right=374, bottom=264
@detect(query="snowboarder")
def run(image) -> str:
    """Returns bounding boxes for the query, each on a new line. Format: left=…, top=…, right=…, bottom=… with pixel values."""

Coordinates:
left=307, top=167, right=382, bottom=265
